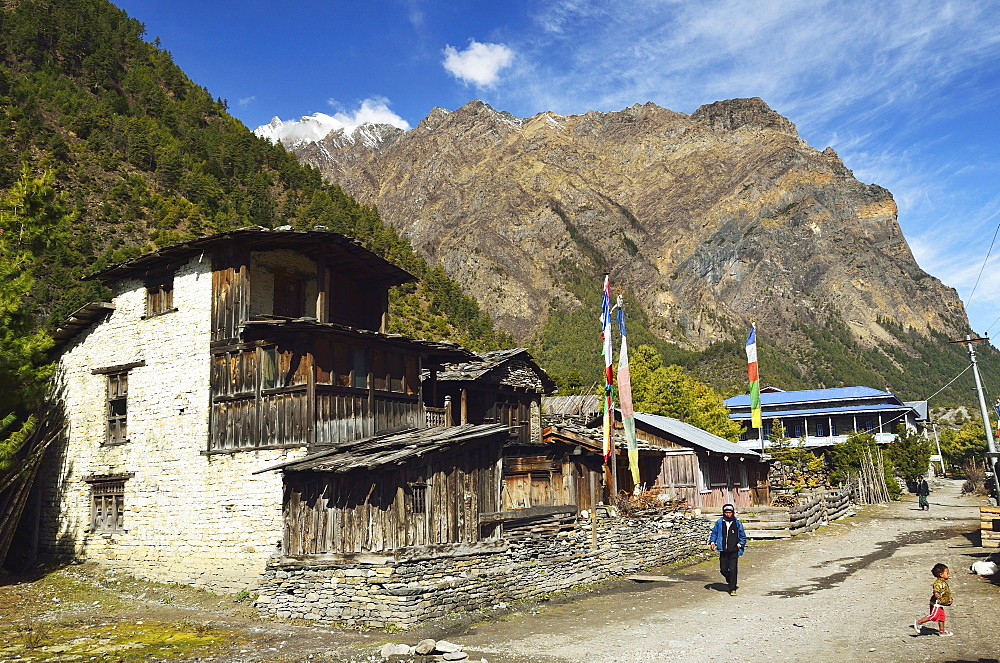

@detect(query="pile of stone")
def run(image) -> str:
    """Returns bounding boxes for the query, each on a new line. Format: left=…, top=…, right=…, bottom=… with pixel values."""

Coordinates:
left=379, top=638, right=485, bottom=662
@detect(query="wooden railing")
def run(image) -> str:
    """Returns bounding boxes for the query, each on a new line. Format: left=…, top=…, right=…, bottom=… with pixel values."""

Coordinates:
left=425, top=407, right=448, bottom=428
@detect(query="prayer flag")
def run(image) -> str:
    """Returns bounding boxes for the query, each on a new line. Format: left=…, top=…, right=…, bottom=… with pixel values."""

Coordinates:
left=600, top=276, right=614, bottom=462
left=616, top=304, right=640, bottom=484
left=746, top=323, right=762, bottom=429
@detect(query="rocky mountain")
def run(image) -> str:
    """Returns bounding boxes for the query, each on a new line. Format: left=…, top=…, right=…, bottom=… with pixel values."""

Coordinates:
left=283, top=98, right=977, bottom=397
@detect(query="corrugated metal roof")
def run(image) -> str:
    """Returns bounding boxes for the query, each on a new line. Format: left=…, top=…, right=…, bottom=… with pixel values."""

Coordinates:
left=728, top=403, right=914, bottom=420
left=253, top=423, right=511, bottom=474
left=725, top=386, right=898, bottom=409
left=904, top=400, right=929, bottom=421
left=632, top=412, right=762, bottom=458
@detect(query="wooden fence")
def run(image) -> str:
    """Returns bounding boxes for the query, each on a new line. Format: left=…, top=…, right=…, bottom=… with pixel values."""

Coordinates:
left=739, top=492, right=853, bottom=539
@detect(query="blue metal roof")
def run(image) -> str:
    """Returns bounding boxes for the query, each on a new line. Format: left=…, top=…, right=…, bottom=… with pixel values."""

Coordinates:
left=728, top=403, right=913, bottom=420
left=724, top=386, right=898, bottom=409
left=632, top=412, right=762, bottom=458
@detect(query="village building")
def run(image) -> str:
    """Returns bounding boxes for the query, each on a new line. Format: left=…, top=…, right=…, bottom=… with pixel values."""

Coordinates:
left=541, top=399, right=770, bottom=510
left=35, top=227, right=723, bottom=626
left=38, top=226, right=510, bottom=590
left=724, top=386, right=927, bottom=452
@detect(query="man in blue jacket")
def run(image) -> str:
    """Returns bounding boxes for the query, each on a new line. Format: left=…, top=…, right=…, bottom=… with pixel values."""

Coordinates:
left=709, top=503, right=746, bottom=596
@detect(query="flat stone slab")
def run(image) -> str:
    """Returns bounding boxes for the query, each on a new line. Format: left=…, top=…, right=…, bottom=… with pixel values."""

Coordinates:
left=628, top=574, right=679, bottom=582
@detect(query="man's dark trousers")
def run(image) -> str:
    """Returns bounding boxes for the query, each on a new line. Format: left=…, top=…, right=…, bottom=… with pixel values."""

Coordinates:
left=720, top=550, right=739, bottom=592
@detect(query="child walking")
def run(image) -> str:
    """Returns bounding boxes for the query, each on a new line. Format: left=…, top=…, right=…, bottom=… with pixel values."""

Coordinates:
left=913, top=563, right=953, bottom=636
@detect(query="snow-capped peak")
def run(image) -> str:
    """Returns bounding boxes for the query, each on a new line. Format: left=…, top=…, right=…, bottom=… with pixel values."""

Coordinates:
left=254, top=99, right=411, bottom=147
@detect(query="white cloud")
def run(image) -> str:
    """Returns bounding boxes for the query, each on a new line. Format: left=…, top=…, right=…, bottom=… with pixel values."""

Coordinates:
left=237, top=96, right=256, bottom=107
left=253, top=98, right=410, bottom=146
left=442, top=40, right=515, bottom=87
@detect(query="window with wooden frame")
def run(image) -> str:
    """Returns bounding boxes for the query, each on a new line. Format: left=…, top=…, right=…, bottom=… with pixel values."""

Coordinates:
left=145, top=273, right=174, bottom=317
left=90, top=478, right=126, bottom=533
left=106, top=371, right=129, bottom=445
left=408, top=481, right=428, bottom=514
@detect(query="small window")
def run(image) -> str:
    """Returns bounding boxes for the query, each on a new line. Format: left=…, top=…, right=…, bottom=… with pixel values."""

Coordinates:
left=261, top=347, right=277, bottom=390
left=106, top=371, right=128, bottom=445
left=791, top=423, right=802, bottom=438
left=816, top=422, right=826, bottom=437
left=830, top=421, right=837, bottom=436
left=409, top=482, right=427, bottom=514
left=739, top=464, right=749, bottom=489
left=145, top=274, right=174, bottom=316
left=91, top=479, right=126, bottom=533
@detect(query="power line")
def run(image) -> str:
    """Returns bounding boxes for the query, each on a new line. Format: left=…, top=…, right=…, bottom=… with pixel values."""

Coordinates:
left=966, top=219, right=1000, bottom=310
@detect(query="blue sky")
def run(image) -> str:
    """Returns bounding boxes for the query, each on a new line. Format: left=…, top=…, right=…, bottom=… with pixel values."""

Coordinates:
left=114, top=0, right=1000, bottom=338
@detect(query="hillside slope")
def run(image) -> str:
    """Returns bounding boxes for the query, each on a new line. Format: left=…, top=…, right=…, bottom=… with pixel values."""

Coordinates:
left=289, top=98, right=987, bottom=399
left=0, top=0, right=510, bottom=352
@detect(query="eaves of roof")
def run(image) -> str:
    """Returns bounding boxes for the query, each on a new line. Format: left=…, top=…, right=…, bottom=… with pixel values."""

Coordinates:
left=728, top=403, right=914, bottom=420
left=88, top=226, right=416, bottom=286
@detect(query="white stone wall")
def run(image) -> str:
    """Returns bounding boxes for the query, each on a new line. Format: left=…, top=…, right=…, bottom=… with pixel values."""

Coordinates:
left=42, top=256, right=308, bottom=592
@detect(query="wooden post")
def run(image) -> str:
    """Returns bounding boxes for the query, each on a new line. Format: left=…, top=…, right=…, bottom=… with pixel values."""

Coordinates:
left=590, top=471, right=598, bottom=549
left=461, top=388, right=468, bottom=425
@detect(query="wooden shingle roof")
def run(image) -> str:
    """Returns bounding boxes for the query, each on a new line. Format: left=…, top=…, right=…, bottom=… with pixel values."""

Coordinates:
left=253, top=423, right=511, bottom=474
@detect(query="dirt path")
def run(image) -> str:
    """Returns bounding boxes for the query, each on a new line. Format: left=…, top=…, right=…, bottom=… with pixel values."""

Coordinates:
left=3, top=480, right=997, bottom=662
left=451, top=479, right=1000, bottom=663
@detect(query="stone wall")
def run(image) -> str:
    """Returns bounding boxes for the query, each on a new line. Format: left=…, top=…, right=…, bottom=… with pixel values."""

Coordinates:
left=254, top=513, right=711, bottom=628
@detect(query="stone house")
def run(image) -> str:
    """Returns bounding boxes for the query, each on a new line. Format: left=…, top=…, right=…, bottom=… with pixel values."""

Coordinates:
left=39, top=226, right=510, bottom=590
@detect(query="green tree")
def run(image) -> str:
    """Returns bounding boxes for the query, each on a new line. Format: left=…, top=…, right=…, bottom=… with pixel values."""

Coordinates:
left=938, top=417, right=990, bottom=472
left=827, top=431, right=900, bottom=500
left=0, top=170, right=71, bottom=465
left=886, top=423, right=933, bottom=483
left=628, top=344, right=742, bottom=441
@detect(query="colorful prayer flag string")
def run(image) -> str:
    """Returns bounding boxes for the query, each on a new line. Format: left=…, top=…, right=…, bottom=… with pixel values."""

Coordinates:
left=746, top=322, right=762, bottom=429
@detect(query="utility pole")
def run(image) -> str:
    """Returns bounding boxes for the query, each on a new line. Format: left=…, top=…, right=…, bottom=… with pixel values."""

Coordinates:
left=949, top=335, right=1000, bottom=501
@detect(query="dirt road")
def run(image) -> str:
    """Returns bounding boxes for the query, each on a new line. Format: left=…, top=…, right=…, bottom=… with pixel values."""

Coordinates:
left=451, top=479, right=1000, bottom=663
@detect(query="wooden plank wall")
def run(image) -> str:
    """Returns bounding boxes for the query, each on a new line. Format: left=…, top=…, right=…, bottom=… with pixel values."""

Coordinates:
left=211, top=245, right=250, bottom=343
left=283, top=440, right=502, bottom=555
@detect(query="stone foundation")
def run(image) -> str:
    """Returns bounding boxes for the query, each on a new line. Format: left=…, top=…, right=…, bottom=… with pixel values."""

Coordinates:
left=254, top=513, right=711, bottom=628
